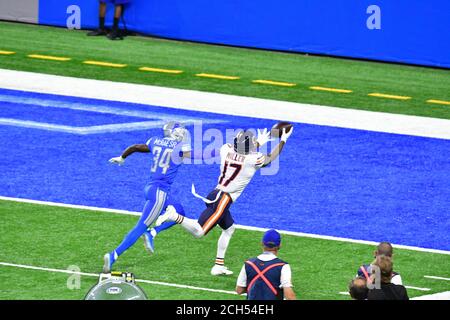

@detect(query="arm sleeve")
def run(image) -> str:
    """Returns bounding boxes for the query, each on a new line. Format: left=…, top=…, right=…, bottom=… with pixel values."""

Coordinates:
left=236, top=265, right=247, bottom=288
left=254, top=153, right=266, bottom=169
left=280, top=264, right=293, bottom=288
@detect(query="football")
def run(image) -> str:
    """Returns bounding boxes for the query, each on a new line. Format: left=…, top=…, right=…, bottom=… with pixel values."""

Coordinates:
left=271, top=121, right=293, bottom=138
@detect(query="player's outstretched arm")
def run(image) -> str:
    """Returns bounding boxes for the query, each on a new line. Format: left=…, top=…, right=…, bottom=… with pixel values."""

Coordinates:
left=109, top=144, right=150, bottom=165
left=262, top=127, right=293, bottom=167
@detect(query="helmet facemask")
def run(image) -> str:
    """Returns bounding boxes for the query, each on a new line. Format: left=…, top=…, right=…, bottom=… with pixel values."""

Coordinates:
left=234, top=130, right=257, bottom=155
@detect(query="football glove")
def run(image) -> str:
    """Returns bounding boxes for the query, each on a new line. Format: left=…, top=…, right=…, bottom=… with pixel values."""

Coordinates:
left=256, top=128, right=274, bottom=147
left=109, top=156, right=125, bottom=166
left=280, top=127, right=293, bottom=143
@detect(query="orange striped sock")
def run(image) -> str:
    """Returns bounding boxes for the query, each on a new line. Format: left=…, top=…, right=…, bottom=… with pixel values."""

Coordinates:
left=215, top=257, right=224, bottom=266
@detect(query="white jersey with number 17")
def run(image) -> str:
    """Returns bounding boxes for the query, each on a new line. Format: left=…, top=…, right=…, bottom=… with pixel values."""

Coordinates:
left=216, top=144, right=265, bottom=202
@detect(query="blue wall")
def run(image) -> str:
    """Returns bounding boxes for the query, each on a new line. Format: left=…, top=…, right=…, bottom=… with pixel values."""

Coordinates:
left=39, top=1, right=450, bottom=68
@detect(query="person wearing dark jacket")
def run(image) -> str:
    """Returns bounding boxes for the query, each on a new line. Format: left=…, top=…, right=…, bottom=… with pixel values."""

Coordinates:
left=367, top=255, right=409, bottom=300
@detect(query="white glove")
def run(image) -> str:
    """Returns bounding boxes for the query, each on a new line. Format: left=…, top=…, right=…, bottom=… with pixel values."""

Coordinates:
left=256, top=128, right=274, bottom=147
left=109, top=156, right=125, bottom=166
left=280, top=127, right=293, bottom=143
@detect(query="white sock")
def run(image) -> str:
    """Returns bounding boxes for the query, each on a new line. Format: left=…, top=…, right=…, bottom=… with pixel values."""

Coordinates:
left=150, top=228, right=157, bottom=237
left=216, top=225, right=235, bottom=264
left=178, top=216, right=204, bottom=238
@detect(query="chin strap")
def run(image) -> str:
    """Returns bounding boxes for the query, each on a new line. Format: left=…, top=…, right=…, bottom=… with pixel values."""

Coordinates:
left=191, top=184, right=222, bottom=204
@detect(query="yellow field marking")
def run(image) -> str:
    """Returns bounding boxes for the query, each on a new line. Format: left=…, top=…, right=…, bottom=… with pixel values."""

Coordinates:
left=196, top=73, right=240, bottom=80
left=368, top=93, right=411, bottom=100
left=310, top=86, right=353, bottom=94
left=0, top=50, right=16, bottom=55
left=252, top=79, right=296, bottom=87
left=28, top=54, right=71, bottom=62
left=83, top=60, right=127, bottom=68
left=139, top=67, right=183, bottom=74
left=427, top=99, right=450, bottom=106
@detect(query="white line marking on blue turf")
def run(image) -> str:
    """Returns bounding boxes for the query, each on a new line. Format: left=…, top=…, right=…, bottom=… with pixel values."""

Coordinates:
left=411, top=291, right=450, bottom=300
left=424, top=275, right=450, bottom=281
left=1, top=195, right=449, bottom=255
left=0, top=69, right=449, bottom=140
left=0, top=118, right=175, bottom=134
left=0, top=92, right=226, bottom=134
left=0, top=92, right=226, bottom=125
left=0, top=262, right=237, bottom=295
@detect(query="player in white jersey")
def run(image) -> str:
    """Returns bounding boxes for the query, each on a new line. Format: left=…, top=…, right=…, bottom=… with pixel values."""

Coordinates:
left=156, top=127, right=293, bottom=275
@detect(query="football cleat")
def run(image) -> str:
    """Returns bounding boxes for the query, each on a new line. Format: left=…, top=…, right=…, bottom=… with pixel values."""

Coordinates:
left=142, top=230, right=155, bottom=254
left=155, top=205, right=178, bottom=227
left=102, top=252, right=115, bottom=273
left=211, top=265, right=234, bottom=276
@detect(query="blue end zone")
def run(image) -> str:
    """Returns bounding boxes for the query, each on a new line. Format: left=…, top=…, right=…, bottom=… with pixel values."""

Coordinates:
left=1, top=88, right=449, bottom=250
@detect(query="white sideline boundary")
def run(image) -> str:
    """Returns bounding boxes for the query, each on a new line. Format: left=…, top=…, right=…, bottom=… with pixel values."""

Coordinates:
left=1, top=195, right=449, bottom=255
left=0, top=69, right=449, bottom=140
left=0, top=262, right=237, bottom=296
left=424, top=275, right=450, bottom=281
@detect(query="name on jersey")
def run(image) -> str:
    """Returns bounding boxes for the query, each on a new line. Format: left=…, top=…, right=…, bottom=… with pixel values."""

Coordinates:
left=153, top=138, right=178, bottom=148
left=226, top=152, right=245, bottom=163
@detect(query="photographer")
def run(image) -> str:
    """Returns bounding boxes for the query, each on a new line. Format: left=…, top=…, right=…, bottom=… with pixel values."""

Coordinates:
left=367, top=255, right=409, bottom=300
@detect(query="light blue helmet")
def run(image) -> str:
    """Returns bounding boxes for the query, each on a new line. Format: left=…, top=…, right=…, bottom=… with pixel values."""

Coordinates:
left=163, top=121, right=187, bottom=142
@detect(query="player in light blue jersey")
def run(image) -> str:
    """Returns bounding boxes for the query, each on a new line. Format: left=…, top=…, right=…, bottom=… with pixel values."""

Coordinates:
left=103, top=122, right=211, bottom=272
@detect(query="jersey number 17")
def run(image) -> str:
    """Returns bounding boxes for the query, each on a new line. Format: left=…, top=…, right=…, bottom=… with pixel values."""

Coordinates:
left=218, top=161, right=242, bottom=187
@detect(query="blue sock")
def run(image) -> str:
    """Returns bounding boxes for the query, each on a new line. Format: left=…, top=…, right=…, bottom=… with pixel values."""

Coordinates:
left=114, top=200, right=157, bottom=256
left=114, top=222, right=148, bottom=256
left=153, top=221, right=177, bottom=235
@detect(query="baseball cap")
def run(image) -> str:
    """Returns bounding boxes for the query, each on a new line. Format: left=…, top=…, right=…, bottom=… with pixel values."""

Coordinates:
left=262, top=229, right=281, bottom=248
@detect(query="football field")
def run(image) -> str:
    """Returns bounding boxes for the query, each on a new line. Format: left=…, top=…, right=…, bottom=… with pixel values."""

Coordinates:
left=0, top=22, right=449, bottom=300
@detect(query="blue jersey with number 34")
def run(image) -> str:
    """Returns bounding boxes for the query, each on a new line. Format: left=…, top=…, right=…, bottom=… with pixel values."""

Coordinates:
left=146, top=136, right=191, bottom=189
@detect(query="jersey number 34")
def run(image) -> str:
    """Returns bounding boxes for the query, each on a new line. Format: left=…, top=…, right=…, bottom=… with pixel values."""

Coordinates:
left=151, top=146, right=172, bottom=174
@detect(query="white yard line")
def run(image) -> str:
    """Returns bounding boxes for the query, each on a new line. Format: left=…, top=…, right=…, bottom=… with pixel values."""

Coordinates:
left=404, top=286, right=430, bottom=292
left=0, top=69, right=449, bottom=140
left=411, top=291, right=450, bottom=300
left=1, top=195, right=449, bottom=255
left=424, top=275, right=450, bottom=281
left=0, top=262, right=237, bottom=296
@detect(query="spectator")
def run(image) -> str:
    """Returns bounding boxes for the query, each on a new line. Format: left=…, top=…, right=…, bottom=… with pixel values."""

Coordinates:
left=236, top=229, right=296, bottom=300
left=357, top=242, right=402, bottom=285
left=348, top=277, right=368, bottom=300
left=87, top=0, right=131, bottom=40
left=367, top=255, right=409, bottom=300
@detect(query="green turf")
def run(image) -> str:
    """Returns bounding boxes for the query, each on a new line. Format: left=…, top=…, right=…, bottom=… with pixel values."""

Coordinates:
left=0, top=21, right=449, bottom=119
left=0, top=200, right=448, bottom=300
